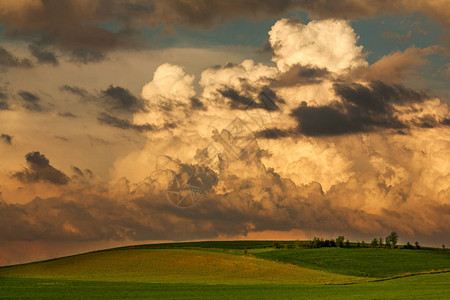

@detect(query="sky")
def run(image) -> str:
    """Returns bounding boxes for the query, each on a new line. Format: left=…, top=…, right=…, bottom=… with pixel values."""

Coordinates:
left=0, top=0, right=449, bottom=266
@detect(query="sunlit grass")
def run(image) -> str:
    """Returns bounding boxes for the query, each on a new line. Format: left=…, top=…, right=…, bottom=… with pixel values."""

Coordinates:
left=0, top=249, right=367, bottom=285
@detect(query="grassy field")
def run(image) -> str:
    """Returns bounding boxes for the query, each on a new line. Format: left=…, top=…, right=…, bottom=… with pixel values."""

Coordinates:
left=1, top=241, right=449, bottom=299
left=1, top=273, right=449, bottom=299
left=253, top=247, right=450, bottom=278
left=0, top=249, right=365, bottom=285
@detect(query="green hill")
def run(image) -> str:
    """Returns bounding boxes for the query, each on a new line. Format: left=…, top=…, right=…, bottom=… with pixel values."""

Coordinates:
left=0, top=248, right=365, bottom=285
left=1, top=241, right=449, bottom=299
left=253, top=247, right=450, bottom=278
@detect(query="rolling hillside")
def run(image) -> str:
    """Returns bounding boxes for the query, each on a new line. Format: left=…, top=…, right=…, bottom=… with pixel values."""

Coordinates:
left=1, top=241, right=449, bottom=299
left=0, top=248, right=366, bottom=285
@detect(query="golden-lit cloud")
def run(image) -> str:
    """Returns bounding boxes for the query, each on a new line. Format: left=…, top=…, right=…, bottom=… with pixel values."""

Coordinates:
left=0, top=12, right=449, bottom=266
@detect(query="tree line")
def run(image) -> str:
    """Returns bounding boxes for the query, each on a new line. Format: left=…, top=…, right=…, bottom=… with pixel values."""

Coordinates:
left=273, top=232, right=425, bottom=249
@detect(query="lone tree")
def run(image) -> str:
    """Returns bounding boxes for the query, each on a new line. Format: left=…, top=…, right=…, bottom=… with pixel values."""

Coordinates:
left=386, top=232, right=399, bottom=248
left=370, top=238, right=378, bottom=248
left=336, top=236, right=345, bottom=248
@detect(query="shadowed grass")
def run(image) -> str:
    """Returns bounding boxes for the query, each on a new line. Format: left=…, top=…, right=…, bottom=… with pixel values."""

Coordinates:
left=1, top=272, right=449, bottom=299
left=252, top=247, right=450, bottom=278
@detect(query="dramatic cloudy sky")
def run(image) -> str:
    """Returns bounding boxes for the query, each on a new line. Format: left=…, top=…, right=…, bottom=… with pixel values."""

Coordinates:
left=0, top=0, right=449, bottom=265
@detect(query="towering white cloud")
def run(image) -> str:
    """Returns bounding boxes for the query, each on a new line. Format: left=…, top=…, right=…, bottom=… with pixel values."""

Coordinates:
left=2, top=17, right=450, bottom=267
left=269, top=18, right=368, bottom=73
left=141, top=63, right=196, bottom=106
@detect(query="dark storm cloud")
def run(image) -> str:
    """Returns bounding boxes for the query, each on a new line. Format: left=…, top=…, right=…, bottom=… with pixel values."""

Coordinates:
left=60, top=85, right=88, bottom=98
left=97, top=112, right=154, bottom=132
left=101, top=85, right=144, bottom=112
left=70, top=48, right=106, bottom=64
left=12, top=152, right=70, bottom=185
left=220, top=87, right=281, bottom=111
left=1, top=0, right=448, bottom=56
left=1, top=136, right=449, bottom=248
left=258, top=81, right=445, bottom=138
left=291, top=82, right=429, bottom=136
left=0, top=0, right=139, bottom=52
left=160, top=0, right=294, bottom=29
left=291, top=102, right=372, bottom=136
left=28, top=43, right=59, bottom=65
left=0, top=47, right=33, bottom=69
left=334, top=81, right=427, bottom=112
left=2, top=152, right=447, bottom=244
left=0, top=134, right=12, bottom=145
left=17, top=90, right=45, bottom=112
left=271, top=64, right=331, bottom=87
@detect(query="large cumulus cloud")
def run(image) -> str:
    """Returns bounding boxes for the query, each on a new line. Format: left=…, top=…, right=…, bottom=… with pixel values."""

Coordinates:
left=1, top=16, right=450, bottom=266
left=269, top=18, right=367, bottom=73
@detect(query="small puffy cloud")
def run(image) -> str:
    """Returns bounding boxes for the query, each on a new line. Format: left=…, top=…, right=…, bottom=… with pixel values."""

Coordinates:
left=60, top=85, right=88, bottom=98
left=28, top=42, right=59, bottom=66
left=70, top=48, right=105, bottom=64
left=101, top=85, right=143, bottom=112
left=17, top=90, right=39, bottom=102
left=97, top=112, right=155, bottom=132
left=17, top=90, right=45, bottom=112
left=0, top=134, right=12, bottom=145
left=71, top=166, right=94, bottom=185
left=58, top=112, right=78, bottom=118
left=12, top=152, right=69, bottom=185
left=0, top=46, right=33, bottom=69
left=17, top=90, right=46, bottom=112
left=269, top=18, right=367, bottom=73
